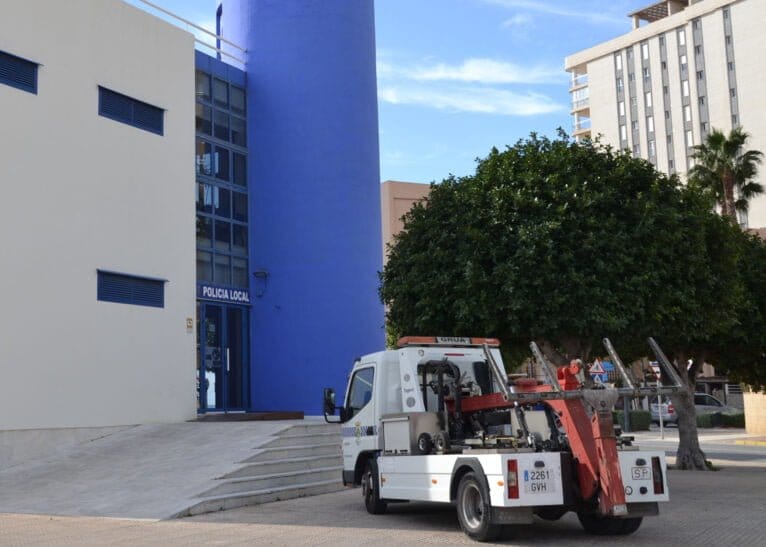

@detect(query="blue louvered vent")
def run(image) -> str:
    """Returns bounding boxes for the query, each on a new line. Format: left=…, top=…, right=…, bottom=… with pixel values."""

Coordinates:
left=98, top=87, right=164, bottom=135
left=98, top=271, right=165, bottom=308
left=0, top=50, right=38, bottom=94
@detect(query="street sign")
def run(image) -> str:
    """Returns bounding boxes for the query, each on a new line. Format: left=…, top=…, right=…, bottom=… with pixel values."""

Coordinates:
left=589, top=360, right=608, bottom=383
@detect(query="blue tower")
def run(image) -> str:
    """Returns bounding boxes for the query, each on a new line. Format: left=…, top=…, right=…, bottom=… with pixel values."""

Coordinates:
left=222, top=0, right=385, bottom=413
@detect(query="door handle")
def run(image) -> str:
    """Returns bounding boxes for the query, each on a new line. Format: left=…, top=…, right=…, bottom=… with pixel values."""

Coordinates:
left=226, top=348, right=230, bottom=372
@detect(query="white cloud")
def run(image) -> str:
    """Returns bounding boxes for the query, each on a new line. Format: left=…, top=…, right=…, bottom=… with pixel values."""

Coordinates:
left=379, top=84, right=563, bottom=116
left=377, top=50, right=565, bottom=117
left=410, top=57, right=563, bottom=85
left=501, top=13, right=533, bottom=29
left=378, top=57, right=563, bottom=85
left=482, top=0, right=625, bottom=26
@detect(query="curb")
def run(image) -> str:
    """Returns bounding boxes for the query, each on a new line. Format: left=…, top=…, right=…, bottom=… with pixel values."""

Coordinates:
left=734, top=440, right=766, bottom=446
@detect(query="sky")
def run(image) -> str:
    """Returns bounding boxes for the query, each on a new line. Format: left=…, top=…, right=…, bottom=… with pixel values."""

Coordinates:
left=127, top=0, right=648, bottom=183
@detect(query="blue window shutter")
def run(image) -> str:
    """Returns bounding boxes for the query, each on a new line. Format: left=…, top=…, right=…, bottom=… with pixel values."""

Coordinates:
left=132, top=101, right=164, bottom=133
left=98, top=87, right=164, bottom=135
left=98, top=271, right=165, bottom=308
left=99, top=88, right=132, bottom=123
left=0, top=50, right=38, bottom=94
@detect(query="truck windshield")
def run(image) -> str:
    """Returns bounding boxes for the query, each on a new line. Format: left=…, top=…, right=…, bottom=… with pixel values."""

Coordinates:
left=347, top=367, right=374, bottom=419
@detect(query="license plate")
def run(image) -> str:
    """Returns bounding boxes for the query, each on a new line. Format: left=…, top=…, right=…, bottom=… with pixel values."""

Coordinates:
left=523, top=469, right=556, bottom=493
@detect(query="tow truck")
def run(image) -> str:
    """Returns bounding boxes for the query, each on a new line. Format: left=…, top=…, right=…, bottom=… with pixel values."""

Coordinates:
left=323, top=336, right=682, bottom=541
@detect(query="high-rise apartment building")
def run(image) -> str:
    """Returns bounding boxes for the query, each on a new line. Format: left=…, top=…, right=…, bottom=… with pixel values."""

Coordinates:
left=565, top=0, right=765, bottom=228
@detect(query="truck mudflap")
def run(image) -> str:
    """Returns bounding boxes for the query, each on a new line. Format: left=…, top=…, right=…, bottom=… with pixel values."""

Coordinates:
left=617, top=451, right=670, bottom=504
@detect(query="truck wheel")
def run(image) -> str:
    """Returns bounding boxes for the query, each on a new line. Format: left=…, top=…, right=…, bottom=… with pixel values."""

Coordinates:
left=434, top=431, right=450, bottom=453
left=416, top=432, right=433, bottom=455
left=456, top=472, right=501, bottom=542
left=577, top=512, right=642, bottom=535
left=534, top=506, right=568, bottom=521
left=362, top=459, right=387, bottom=514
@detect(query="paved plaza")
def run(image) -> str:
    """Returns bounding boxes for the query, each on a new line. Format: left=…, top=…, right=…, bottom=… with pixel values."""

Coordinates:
left=2, top=460, right=765, bottom=546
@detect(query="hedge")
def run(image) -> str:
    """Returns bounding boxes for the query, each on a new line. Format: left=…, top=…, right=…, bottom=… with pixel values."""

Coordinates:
left=721, top=413, right=746, bottom=428
left=612, top=410, right=651, bottom=431
left=696, top=412, right=745, bottom=428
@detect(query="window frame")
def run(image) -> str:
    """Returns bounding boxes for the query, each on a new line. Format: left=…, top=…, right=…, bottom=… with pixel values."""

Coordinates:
left=98, top=86, right=164, bottom=136
left=0, top=49, right=38, bottom=94
left=97, top=270, right=166, bottom=308
left=345, top=366, right=375, bottom=420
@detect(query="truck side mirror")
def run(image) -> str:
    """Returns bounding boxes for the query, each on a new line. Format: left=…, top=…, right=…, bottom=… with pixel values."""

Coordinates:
left=323, top=387, right=336, bottom=416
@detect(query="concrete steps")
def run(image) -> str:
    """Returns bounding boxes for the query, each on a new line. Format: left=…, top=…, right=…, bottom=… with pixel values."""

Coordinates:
left=225, top=454, right=342, bottom=478
left=241, top=442, right=340, bottom=463
left=178, top=422, right=343, bottom=517
left=179, top=478, right=342, bottom=517
left=202, top=466, right=341, bottom=497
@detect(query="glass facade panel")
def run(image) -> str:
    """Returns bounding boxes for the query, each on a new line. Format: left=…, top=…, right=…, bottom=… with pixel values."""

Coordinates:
left=233, top=224, right=247, bottom=254
left=215, top=146, right=230, bottom=181
left=197, top=216, right=213, bottom=248
left=196, top=104, right=211, bottom=135
left=214, top=110, right=229, bottom=141
left=214, top=254, right=231, bottom=285
left=215, top=220, right=231, bottom=251
left=231, top=116, right=246, bottom=147
left=197, top=250, right=213, bottom=281
left=196, top=140, right=212, bottom=175
left=213, top=78, right=228, bottom=107
left=196, top=183, right=213, bottom=213
left=232, top=257, right=248, bottom=287
left=196, top=71, right=210, bottom=101
left=214, top=187, right=231, bottom=217
left=233, top=192, right=248, bottom=222
left=233, top=153, right=246, bottom=186
left=231, top=86, right=246, bottom=115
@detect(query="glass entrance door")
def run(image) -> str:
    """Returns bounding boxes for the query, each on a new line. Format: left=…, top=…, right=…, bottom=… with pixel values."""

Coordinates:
left=198, top=303, right=249, bottom=412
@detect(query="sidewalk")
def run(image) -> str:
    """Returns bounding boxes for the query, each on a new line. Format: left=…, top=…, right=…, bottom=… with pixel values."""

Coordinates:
left=629, top=426, right=762, bottom=444
left=0, top=420, right=304, bottom=519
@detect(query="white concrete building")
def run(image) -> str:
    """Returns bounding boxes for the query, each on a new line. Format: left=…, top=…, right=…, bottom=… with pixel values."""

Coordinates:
left=565, top=0, right=766, bottom=228
left=0, top=0, right=196, bottom=429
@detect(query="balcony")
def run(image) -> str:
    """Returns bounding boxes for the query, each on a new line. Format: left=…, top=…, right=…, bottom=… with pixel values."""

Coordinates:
left=570, top=83, right=589, bottom=112
left=570, top=73, right=589, bottom=90
left=571, top=98, right=590, bottom=112
left=573, top=117, right=591, bottom=139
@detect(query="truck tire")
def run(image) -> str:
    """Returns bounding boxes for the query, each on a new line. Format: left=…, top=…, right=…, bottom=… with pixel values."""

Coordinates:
left=416, top=432, right=433, bottom=455
left=577, top=512, right=642, bottom=535
left=456, top=472, right=501, bottom=542
left=362, top=459, right=387, bottom=514
left=534, top=506, right=568, bottom=521
left=434, top=431, right=450, bottom=453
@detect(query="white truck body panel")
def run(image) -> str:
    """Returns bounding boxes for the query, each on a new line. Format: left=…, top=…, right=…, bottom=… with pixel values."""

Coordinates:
left=618, top=451, right=670, bottom=503
left=379, top=452, right=565, bottom=507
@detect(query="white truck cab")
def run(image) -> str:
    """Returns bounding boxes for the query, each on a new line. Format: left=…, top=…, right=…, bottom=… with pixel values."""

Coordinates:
left=323, top=336, right=675, bottom=542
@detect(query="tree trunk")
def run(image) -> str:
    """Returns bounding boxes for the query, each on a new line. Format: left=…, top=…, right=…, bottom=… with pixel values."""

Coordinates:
left=669, top=352, right=711, bottom=470
left=723, top=169, right=737, bottom=221
left=671, top=387, right=710, bottom=470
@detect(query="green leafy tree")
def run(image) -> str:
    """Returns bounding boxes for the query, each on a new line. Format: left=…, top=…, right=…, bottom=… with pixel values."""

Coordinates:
left=381, top=133, right=762, bottom=470
left=688, top=127, right=763, bottom=221
left=712, top=232, right=766, bottom=390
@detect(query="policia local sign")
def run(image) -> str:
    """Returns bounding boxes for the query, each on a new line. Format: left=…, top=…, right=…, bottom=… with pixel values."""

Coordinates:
left=197, top=283, right=251, bottom=304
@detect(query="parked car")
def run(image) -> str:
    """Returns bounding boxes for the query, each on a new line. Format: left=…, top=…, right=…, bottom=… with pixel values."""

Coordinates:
left=650, top=393, right=739, bottom=425
left=650, top=397, right=677, bottom=425
left=694, top=393, right=740, bottom=415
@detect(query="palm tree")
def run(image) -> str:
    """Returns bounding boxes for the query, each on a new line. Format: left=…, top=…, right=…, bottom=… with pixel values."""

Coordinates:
left=688, top=127, right=763, bottom=223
